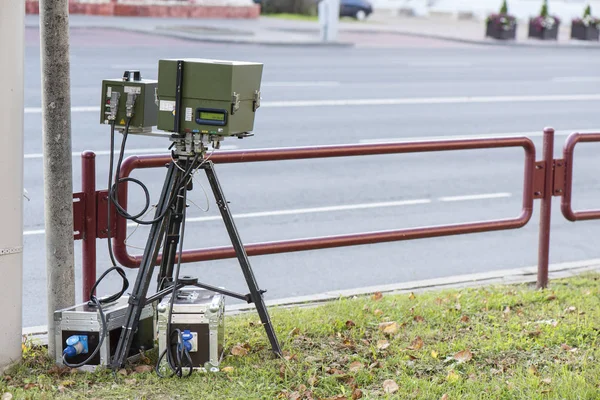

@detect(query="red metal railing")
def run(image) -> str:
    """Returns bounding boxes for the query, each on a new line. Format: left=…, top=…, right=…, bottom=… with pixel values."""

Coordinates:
left=111, top=137, right=537, bottom=270
left=73, top=128, right=600, bottom=299
left=561, top=132, right=600, bottom=222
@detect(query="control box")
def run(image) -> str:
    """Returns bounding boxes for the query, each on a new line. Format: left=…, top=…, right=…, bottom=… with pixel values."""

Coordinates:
left=100, top=70, right=158, bottom=133
left=157, top=287, right=225, bottom=372
left=156, top=58, right=263, bottom=138
left=54, top=296, right=156, bottom=371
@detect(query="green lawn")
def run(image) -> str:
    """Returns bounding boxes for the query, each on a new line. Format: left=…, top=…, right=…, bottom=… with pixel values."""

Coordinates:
left=3, top=273, right=600, bottom=399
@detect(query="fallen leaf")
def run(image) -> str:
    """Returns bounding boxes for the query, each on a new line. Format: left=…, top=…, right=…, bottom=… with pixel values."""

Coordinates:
left=408, top=336, right=424, bottom=350
left=468, top=373, right=477, bottom=381
left=288, top=392, right=302, bottom=400
left=565, top=306, right=577, bottom=313
left=446, top=370, right=460, bottom=383
left=453, top=349, right=473, bottom=363
left=124, top=379, right=137, bottom=385
left=542, top=378, right=552, bottom=384
left=57, top=386, right=66, bottom=394
left=413, top=315, right=425, bottom=323
left=460, top=315, right=470, bottom=323
left=561, top=343, right=572, bottom=351
left=348, top=361, right=363, bottom=372
left=372, top=292, right=383, bottom=301
left=296, top=384, right=307, bottom=393
left=441, top=395, right=449, bottom=400
left=231, top=345, right=249, bottom=356
left=379, top=321, right=400, bottom=334
left=408, top=292, right=416, bottom=300
left=328, top=368, right=345, bottom=375
left=346, top=320, right=356, bottom=329
left=351, top=388, right=363, bottom=399
left=222, top=366, right=234, bottom=373
left=541, top=389, right=551, bottom=394
left=23, top=383, right=36, bottom=390
left=383, top=379, right=399, bottom=394
left=407, top=354, right=419, bottom=360
left=369, top=361, right=382, bottom=369
left=528, top=365, right=538, bottom=375
left=307, top=375, right=318, bottom=386
left=377, top=339, right=390, bottom=351
left=289, top=327, right=300, bottom=336
left=435, top=298, right=444, bottom=305
left=118, top=369, right=128, bottom=376
left=279, top=364, right=286, bottom=378
left=322, top=396, right=347, bottom=400
left=503, top=306, right=511, bottom=314
left=528, top=330, right=542, bottom=338
left=455, top=303, right=462, bottom=311
left=431, top=350, right=439, bottom=359
left=60, top=380, right=75, bottom=387
left=134, top=365, right=153, bottom=374
left=546, top=294, right=557, bottom=301
left=284, top=352, right=298, bottom=361
left=373, top=309, right=384, bottom=316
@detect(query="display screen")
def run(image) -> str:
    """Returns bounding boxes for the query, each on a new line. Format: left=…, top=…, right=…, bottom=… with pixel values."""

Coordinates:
left=199, top=111, right=225, bottom=122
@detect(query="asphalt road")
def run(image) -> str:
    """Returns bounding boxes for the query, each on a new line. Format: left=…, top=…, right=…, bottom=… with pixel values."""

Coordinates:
left=21, top=26, right=600, bottom=327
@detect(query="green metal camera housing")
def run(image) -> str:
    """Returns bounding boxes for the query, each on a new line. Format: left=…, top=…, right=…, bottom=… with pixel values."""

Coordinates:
left=157, top=58, right=263, bottom=137
left=100, top=78, right=158, bottom=132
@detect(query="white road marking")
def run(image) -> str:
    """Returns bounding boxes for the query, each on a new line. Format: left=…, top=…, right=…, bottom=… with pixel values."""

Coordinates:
left=406, top=61, right=474, bottom=67
left=552, top=76, right=600, bottom=83
left=439, top=193, right=512, bottom=202
left=358, top=128, right=600, bottom=144
left=260, top=94, right=600, bottom=108
left=24, top=145, right=237, bottom=160
left=23, top=94, right=600, bottom=114
left=23, top=229, right=45, bottom=236
left=22, top=194, right=512, bottom=236
left=262, top=81, right=340, bottom=87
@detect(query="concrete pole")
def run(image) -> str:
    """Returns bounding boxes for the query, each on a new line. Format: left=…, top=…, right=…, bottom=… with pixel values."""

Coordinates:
left=0, top=0, right=25, bottom=370
left=40, top=0, right=76, bottom=358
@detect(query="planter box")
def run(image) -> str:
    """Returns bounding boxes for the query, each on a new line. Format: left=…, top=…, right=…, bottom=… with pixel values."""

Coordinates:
left=528, top=20, right=559, bottom=40
left=485, top=21, right=517, bottom=40
left=571, top=22, right=600, bottom=41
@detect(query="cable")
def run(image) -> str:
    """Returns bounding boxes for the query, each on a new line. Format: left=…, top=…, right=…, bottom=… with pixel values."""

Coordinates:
left=62, top=266, right=129, bottom=368
left=109, top=125, right=200, bottom=226
left=107, top=121, right=118, bottom=267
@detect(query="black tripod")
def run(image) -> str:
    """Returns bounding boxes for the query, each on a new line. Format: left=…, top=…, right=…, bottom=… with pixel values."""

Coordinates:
left=110, top=155, right=281, bottom=370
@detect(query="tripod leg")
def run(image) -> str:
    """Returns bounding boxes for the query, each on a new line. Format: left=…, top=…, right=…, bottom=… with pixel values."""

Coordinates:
left=156, top=159, right=192, bottom=291
left=203, top=161, right=282, bottom=356
left=111, top=162, right=181, bottom=369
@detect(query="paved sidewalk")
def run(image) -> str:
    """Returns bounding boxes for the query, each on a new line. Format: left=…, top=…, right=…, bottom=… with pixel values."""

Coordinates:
left=25, top=14, right=600, bottom=48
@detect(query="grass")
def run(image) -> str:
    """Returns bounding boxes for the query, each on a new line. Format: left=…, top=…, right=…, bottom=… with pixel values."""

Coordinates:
left=4, top=273, right=600, bottom=399
left=263, top=13, right=319, bottom=21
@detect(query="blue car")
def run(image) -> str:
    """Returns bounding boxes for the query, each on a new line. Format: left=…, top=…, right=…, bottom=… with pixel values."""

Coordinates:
left=340, top=0, right=373, bottom=20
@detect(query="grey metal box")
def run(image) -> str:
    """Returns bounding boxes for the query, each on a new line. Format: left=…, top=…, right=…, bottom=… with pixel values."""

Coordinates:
left=100, top=78, right=158, bottom=132
left=157, top=288, right=225, bottom=372
left=54, top=296, right=156, bottom=371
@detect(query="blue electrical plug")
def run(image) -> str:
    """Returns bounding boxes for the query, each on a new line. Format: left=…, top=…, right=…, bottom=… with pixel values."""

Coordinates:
left=181, top=330, right=194, bottom=352
left=63, top=335, right=89, bottom=358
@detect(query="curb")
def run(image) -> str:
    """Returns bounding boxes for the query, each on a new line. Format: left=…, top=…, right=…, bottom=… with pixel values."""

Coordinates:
left=26, top=23, right=354, bottom=48
left=23, top=258, right=600, bottom=342
left=226, top=258, right=600, bottom=314
left=272, top=26, right=600, bottom=49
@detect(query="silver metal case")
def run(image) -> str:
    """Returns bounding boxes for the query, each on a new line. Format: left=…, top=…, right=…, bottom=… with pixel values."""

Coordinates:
left=157, top=287, right=225, bottom=372
left=54, top=296, right=156, bottom=371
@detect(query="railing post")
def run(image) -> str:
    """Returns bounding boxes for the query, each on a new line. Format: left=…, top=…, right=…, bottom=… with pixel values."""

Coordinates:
left=82, top=151, right=97, bottom=300
left=537, top=127, right=555, bottom=289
